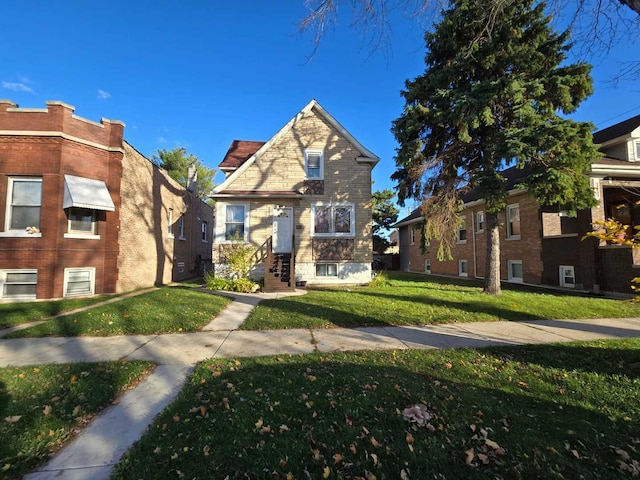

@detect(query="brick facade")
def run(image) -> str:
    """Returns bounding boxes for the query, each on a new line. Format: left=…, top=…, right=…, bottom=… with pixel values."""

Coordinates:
left=0, top=100, right=213, bottom=300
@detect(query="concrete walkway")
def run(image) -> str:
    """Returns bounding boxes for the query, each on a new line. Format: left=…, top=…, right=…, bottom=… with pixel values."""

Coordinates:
left=2, top=290, right=639, bottom=480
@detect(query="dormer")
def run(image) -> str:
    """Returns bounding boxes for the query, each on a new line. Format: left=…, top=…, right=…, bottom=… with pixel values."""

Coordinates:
left=593, top=114, right=640, bottom=162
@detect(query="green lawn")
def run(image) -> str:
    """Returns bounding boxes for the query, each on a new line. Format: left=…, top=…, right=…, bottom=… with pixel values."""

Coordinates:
left=242, top=272, right=640, bottom=329
left=0, top=361, right=153, bottom=480
left=5, top=288, right=231, bottom=338
left=0, top=295, right=122, bottom=329
left=113, top=338, right=640, bottom=479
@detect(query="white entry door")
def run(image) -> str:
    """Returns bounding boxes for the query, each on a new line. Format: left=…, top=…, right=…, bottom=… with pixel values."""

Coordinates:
left=272, top=206, right=293, bottom=253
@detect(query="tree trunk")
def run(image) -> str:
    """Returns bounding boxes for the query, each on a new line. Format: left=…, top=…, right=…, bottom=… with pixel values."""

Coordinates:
left=484, top=211, right=501, bottom=295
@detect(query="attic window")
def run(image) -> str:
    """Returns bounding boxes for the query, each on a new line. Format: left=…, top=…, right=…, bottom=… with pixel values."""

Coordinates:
left=305, top=149, right=324, bottom=180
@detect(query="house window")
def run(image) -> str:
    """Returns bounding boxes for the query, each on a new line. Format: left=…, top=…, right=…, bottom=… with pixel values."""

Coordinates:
left=476, top=211, right=485, bottom=233
left=506, top=204, right=521, bottom=239
left=508, top=260, right=523, bottom=283
left=63, top=268, right=95, bottom=297
left=67, top=207, right=97, bottom=235
left=168, top=209, right=174, bottom=237
left=6, top=177, right=42, bottom=231
left=458, top=259, right=468, bottom=277
left=636, top=141, right=640, bottom=161
left=312, top=204, right=354, bottom=236
left=425, top=259, right=431, bottom=274
left=305, top=149, right=324, bottom=180
left=559, top=265, right=575, bottom=288
left=410, top=226, right=416, bottom=245
left=457, top=217, right=467, bottom=243
left=178, top=215, right=185, bottom=240
left=0, top=270, right=37, bottom=299
left=201, top=221, right=208, bottom=242
left=316, top=263, right=338, bottom=277
left=225, top=204, right=245, bottom=241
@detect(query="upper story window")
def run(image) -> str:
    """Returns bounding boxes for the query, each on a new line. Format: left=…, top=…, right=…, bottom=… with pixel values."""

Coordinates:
left=168, top=209, right=174, bottom=237
left=457, top=216, right=467, bottom=243
left=506, top=204, right=521, bottom=239
left=6, top=177, right=42, bottom=232
left=635, top=141, right=640, bottom=161
left=178, top=215, right=185, bottom=240
left=311, top=203, right=354, bottom=236
left=67, top=207, right=97, bottom=235
left=201, top=221, right=208, bottom=243
left=476, top=211, right=485, bottom=233
left=305, top=149, right=324, bottom=180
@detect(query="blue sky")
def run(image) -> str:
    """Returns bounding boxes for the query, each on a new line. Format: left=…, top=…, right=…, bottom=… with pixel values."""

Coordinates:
left=2, top=1, right=639, bottom=217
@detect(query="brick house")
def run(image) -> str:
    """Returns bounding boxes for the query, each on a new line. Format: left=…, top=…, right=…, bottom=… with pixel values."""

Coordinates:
left=394, top=114, right=640, bottom=295
left=0, top=100, right=213, bottom=301
left=211, top=100, right=378, bottom=290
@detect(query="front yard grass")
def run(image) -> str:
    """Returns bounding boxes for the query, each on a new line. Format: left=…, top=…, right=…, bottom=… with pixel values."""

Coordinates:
left=113, top=338, right=640, bottom=479
left=5, top=288, right=231, bottom=338
left=0, top=360, right=153, bottom=480
left=242, top=272, right=640, bottom=329
left=0, top=295, right=122, bottom=329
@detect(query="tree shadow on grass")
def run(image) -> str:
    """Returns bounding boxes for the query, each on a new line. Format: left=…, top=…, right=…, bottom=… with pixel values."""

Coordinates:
left=114, top=346, right=640, bottom=480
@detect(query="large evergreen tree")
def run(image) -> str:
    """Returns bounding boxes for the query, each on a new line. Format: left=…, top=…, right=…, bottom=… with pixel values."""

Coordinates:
left=152, top=148, right=216, bottom=201
left=392, top=0, right=601, bottom=295
left=372, top=189, right=400, bottom=253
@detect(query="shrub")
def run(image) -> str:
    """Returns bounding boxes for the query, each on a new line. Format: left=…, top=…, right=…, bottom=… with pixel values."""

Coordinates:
left=204, top=272, right=233, bottom=291
left=231, top=278, right=259, bottom=293
left=368, top=271, right=392, bottom=287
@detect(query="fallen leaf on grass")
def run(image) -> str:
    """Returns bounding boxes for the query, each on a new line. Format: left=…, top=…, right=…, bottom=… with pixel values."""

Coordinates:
left=333, top=453, right=343, bottom=463
left=365, top=470, right=377, bottom=480
left=400, top=468, right=409, bottom=479
left=370, top=436, right=382, bottom=447
left=4, top=416, right=21, bottom=423
left=465, top=449, right=475, bottom=465
left=322, top=466, right=331, bottom=478
left=43, top=405, right=52, bottom=416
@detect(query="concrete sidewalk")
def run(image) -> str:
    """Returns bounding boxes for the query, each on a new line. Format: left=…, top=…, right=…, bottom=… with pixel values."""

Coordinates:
left=3, top=290, right=639, bottom=480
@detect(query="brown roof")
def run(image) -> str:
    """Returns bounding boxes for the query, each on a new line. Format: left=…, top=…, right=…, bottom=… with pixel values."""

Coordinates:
left=219, top=140, right=266, bottom=170
left=593, top=114, right=640, bottom=145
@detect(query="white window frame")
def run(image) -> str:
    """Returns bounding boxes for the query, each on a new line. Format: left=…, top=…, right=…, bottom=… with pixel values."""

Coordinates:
left=0, top=269, right=38, bottom=299
left=64, top=207, right=99, bottom=239
left=201, top=221, right=208, bottom=243
left=216, top=202, right=250, bottom=243
left=304, top=149, right=324, bottom=180
left=457, top=216, right=467, bottom=243
left=178, top=214, right=185, bottom=240
left=635, top=141, right=640, bottom=161
left=316, top=263, right=338, bottom=277
left=311, top=203, right=355, bottom=237
left=559, top=265, right=575, bottom=288
left=476, top=211, right=485, bottom=233
left=506, top=204, right=521, bottom=240
left=410, top=226, right=416, bottom=245
left=63, top=267, right=96, bottom=297
left=458, top=259, right=468, bottom=277
left=3, top=177, right=43, bottom=237
left=168, top=208, right=174, bottom=238
left=507, top=260, right=523, bottom=283
left=425, top=259, right=431, bottom=274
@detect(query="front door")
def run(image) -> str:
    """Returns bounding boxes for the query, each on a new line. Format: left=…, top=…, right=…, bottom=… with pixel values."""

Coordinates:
left=273, top=206, right=293, bottom=253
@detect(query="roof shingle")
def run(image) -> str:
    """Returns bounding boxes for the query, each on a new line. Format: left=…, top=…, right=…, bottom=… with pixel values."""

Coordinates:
left=219, top=140, right=266, bottom=170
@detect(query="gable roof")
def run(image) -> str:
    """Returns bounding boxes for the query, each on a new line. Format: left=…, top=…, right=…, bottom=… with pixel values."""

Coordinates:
left=219, top=140, right=266, bottom=171
left=593, top=114, right=640, bottom=145
left=212, top=99, right=379, bottom=195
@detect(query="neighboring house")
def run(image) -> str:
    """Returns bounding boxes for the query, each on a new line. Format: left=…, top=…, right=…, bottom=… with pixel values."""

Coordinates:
left=0, top=100, right=213, bottom=301
left=394, top=114, right=640, bottom=296
left=211, top=99, right=378, bottom=290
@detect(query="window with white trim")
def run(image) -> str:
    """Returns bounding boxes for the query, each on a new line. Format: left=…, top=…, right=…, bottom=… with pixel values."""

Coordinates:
left=506, top=204, right=521, bottom=239
left=225, top=204, right=245, bottom=241
left=6, top=177, right=42, bottom=232
left=178, top=215, right=185, bottom=240
left=168, top=209, right=174, bottom=237
left=66, top=207, right=97, bottom=235
left=201, top=221, right=208, bottom=242
left=311, top=204, right=355, bottom=236
left=507, top=260, right=523, bottom=283
left=305, top=149, right=324, bottom=180
left=63, top=267, right=95, bottom=297
left=636, top=141, right=640, bottom=161
left=458, top=259, right=468, bottom=277
left=476, top=211, right=485, bottom=233
left=316, top=263, right=338, bottom=277
left=410, top=226, right=416, bottom=245
left=457, top=217, right=467, bottom=243
left=425, top=259, right=431, bottom=274
left=559, top=265, right=575, bottom=288
left=0, top=269, right=37, bottom=299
